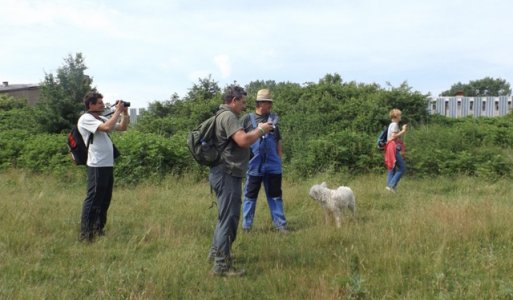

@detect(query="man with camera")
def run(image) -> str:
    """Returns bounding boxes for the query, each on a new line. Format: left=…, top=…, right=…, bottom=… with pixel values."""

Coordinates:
left=77, top=91, right=129, bottom=242
left=208, top=85, right=274, bottom=276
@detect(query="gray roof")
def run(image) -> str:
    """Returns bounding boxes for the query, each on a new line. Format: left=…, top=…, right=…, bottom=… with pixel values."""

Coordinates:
left=0, top=83, right=40, bottom=92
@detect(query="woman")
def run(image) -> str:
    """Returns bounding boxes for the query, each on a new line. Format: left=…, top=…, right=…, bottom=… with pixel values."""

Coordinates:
left=385, top=108, right=407, bottom=192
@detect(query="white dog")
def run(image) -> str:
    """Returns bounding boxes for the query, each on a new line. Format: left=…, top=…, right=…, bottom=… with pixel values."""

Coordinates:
left=309, top=182, right=356, bottom=228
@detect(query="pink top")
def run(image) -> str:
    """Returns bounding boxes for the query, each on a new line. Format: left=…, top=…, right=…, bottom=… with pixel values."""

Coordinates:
left=384, top=140, right=405, bottom=170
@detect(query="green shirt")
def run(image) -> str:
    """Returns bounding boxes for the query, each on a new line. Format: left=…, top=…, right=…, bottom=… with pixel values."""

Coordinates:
left=215, top=104, right=250, bottom=177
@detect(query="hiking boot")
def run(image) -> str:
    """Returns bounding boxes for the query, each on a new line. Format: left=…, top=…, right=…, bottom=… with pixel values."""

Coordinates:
left=210, top=267, right=246, bottom=277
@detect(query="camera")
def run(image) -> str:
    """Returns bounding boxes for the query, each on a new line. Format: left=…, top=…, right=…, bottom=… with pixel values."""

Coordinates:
left=115, top=100, right=131, bottom=107
left=103, top=100, right=130, bottom=117
left=268, top=115, right=278, bottom=132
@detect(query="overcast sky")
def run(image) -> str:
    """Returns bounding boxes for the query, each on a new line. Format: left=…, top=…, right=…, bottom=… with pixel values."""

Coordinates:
left=1, top=0, right=512, bottom=108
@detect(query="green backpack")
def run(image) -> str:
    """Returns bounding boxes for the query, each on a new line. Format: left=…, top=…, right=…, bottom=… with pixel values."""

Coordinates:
left=187, top=110, right=227, bottom=166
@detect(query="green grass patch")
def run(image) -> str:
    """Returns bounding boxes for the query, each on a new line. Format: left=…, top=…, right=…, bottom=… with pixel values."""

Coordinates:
left=1, top=171, right=513, bottom=299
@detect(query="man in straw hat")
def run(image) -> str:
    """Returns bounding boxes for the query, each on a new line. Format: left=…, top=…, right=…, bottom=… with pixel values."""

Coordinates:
left=240, top=89, right=288, bottom=234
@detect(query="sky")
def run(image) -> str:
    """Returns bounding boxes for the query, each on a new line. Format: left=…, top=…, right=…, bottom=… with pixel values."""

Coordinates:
left=1, top=0, right=513, bottom=109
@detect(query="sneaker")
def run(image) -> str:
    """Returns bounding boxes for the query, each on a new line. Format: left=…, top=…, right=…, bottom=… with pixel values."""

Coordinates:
left=211, top=267, right=246, bottom=277
left=242, top=227, right=251, bottom=233
left=385, top=186, right=396, bottom=193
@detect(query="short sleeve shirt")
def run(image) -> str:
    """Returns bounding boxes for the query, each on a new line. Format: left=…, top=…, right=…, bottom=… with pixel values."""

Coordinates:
left=214, top=105, right=250, bottom=177
left=77, top=113, right=115, bottom=167
left=387, top=122, right=400, bottom=142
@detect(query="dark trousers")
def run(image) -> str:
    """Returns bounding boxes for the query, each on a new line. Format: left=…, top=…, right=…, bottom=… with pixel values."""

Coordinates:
left=81, top=166, right=114, bottom=236
left=208, top=164, right=242, bottom=271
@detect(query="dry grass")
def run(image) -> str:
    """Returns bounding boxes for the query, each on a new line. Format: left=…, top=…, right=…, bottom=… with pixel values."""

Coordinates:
left=1, top=170, right=513, bottom=299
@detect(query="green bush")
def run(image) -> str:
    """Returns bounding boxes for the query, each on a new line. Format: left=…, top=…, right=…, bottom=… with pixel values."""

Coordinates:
left=111, top=130, right=190, bottom=185
left=289, top=130, right=382, bottom=178
left=0, top=129, right=194, bottom=185
left=0, top=130, right=33, bottom=169
left=406, top=118, right=513, bottom=179
left=3, top=75, right=513, bottom=183
left=16, top=133, right=69, bottom=173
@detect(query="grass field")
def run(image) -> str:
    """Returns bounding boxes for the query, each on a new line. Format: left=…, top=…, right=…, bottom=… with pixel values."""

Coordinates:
left=1, top=170, right=513, bottom=299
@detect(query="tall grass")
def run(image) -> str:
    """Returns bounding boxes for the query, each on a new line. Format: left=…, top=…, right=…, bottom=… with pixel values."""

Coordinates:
left=1, top=170, right=513, bottom=299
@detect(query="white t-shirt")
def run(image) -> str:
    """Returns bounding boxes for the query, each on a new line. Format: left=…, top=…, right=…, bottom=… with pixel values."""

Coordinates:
left=77, top=113, right=118, bottom=167
left=387, top=122, right=399, bottom=142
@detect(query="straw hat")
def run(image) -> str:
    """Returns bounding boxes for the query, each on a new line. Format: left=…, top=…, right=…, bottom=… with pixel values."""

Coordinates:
left=256, top=89, right=272, bottom=102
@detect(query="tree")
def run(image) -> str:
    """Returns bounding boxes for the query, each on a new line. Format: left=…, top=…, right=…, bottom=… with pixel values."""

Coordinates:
left=441, top=77, right=511, bottom=97
left=134, top=76, right=222, bottom=136
left=184, top=75, right=220, bottom=102
left=36, top=53, right=95, bottom=133
left=318, top=73, right=343, bottom=85
left=245, top=80, right=277, bottom=100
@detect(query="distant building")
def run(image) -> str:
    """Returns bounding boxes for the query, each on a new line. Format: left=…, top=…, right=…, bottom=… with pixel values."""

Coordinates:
left=0, top=81, right=41, bottom=105
left=129, top=107, right=146, bottom=124
left=428, top=96, right=513, bottom=117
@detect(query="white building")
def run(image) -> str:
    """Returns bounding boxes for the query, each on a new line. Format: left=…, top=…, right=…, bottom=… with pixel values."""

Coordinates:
left=428, top=96, right=513, bottom=117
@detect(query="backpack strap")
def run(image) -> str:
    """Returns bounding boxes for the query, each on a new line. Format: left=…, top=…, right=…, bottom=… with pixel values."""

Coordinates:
left=87, top=112, right=111, bottom=145
left=86, top=132, right=93, bottom=148
left=86, top=112, right=122, bottom=158
left=212, top=108, right=231, bottom=156
left=215, top=109, right=227, bottom=118
left=82, top=112, right=96, bottom=146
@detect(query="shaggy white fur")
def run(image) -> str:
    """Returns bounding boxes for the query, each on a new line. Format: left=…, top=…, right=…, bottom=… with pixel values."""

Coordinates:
left=309, top=182, right=356, bottom=228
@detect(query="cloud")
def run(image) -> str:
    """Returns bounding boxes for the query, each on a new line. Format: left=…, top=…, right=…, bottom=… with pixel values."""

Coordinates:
left=2, top=0, right=513, bottom=108
left=214, top=55, right=231, bottom=79
left=0, top=0, right=128, bottom=39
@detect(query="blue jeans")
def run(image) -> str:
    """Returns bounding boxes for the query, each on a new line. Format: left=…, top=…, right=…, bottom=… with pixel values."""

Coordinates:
left=387, top=151, right=406, bottom=189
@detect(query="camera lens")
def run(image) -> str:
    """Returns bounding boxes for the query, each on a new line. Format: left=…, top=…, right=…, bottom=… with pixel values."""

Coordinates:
left=116, top=100, right=130, bottom=107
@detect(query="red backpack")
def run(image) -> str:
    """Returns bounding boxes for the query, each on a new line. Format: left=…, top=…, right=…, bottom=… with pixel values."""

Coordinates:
left=67, top=126, right=92, bottom=165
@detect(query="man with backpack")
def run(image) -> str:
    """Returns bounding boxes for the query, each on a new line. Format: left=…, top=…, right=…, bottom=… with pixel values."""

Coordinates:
left=207, top=84, right=274, bottom=277
left=240, top=89, right=288, bottom=234
left=77, top=91, right=129, bottom=242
